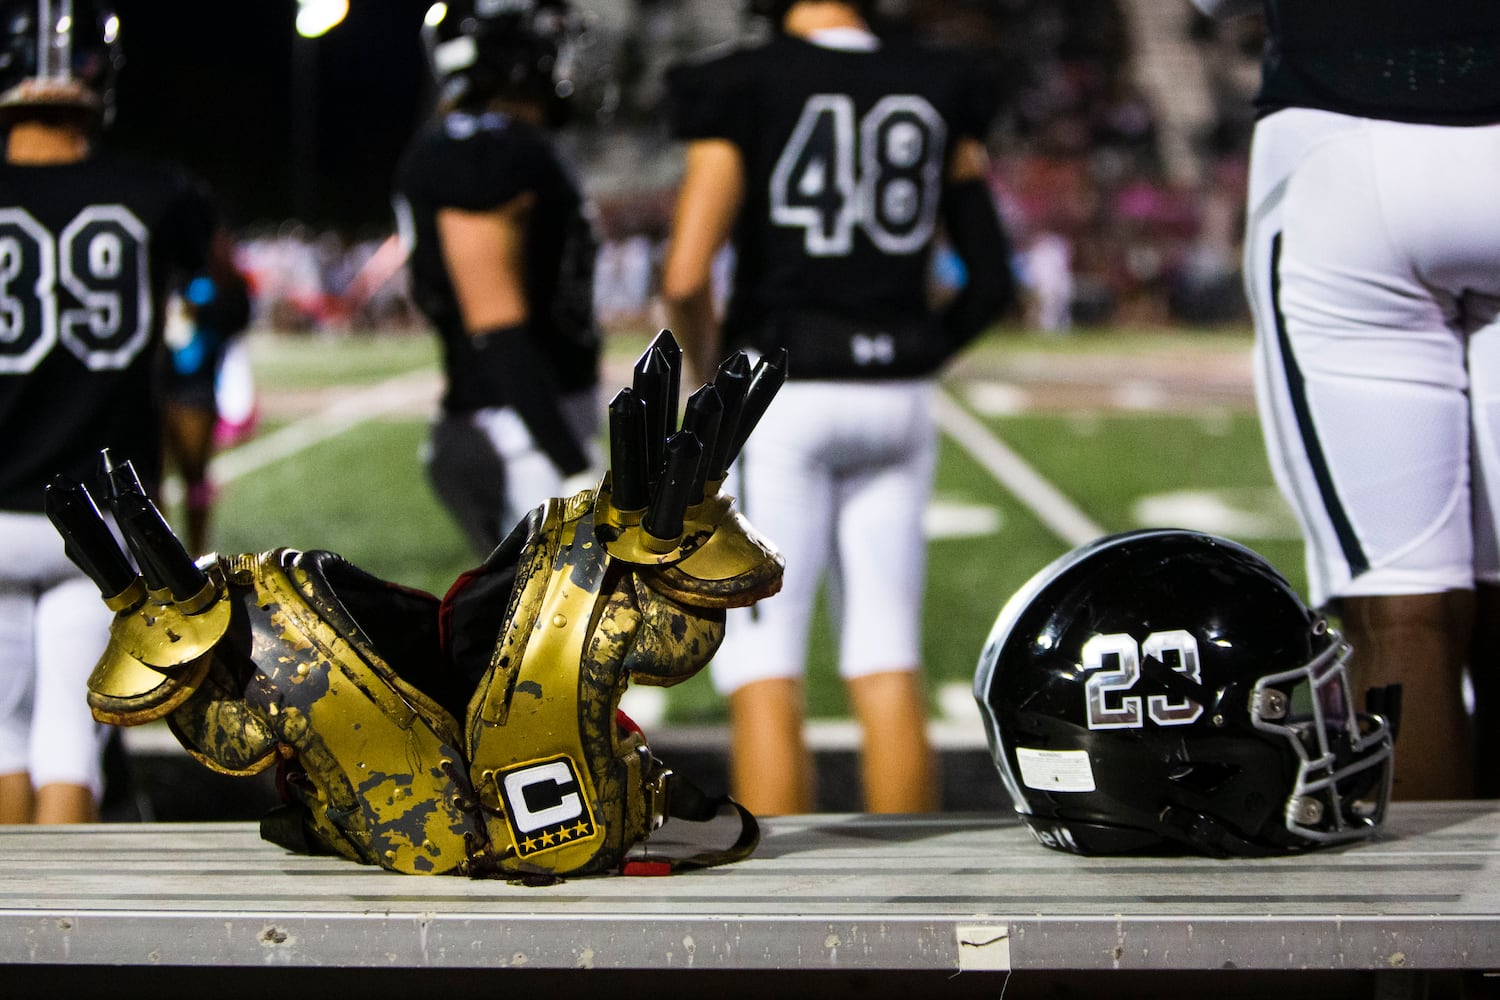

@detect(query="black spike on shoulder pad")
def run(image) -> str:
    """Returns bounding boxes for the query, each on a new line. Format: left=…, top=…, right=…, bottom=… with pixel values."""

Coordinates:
left=632, top=346, right=672, bottom=486
left=95, top=450, right=166, bottom=587
left=97, top=447, right=145, bottom=501
left=724, top=348, right=787, bottom=469
left=706, top=351, right=752, bottom=482
left=96, top=453, right=208, bottom=601
left=643, top=432, right=703, bottom=542
left=680, top=384, right=723, bottom=505
left=44, top=476, right=138, bottom=599
left=608, top=387, right=650, bottom=512
left=648, top=329, right=683, bottom=433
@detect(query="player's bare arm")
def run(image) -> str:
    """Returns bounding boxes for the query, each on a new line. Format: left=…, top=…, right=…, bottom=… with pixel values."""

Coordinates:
left=436, top=190, right=588, bottom=476
left=436, top=191, right=536, bottom=332
left=662, top=138, right=744, bottom=386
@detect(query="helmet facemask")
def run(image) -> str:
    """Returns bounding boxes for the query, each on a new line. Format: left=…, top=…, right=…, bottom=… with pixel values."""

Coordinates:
left=1249, top=628, right=1393, bottom=847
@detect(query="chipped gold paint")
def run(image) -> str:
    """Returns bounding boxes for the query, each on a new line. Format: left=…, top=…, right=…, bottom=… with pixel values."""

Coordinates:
left=461, top=475, right=780, bottom=877
left=112, top=572, right=232, bottom=670
left=84, top=565, right=231, bottom=726
left=84, top=465, right=781, bottom=880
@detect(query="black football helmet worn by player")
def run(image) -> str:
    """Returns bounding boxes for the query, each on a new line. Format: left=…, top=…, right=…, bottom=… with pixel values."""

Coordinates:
left=0, top=0, right=121, bottom=124
left=422, top=0, right=582, bottom=122
left=974, top=529, right=1395, bottom=857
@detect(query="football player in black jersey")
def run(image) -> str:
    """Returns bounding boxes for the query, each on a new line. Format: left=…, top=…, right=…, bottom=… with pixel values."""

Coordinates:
left=661, top=0, right=1015, bottom=815
left=0, top=0, right=230, bottom=822
left=393, top=0, right=602, bottom=559
left=1198, top=0, right=1500, bottom=798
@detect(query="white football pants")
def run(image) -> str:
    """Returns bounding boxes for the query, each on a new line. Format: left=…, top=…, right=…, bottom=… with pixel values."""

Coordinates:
left=1245, top=108, right=1500, bottom=607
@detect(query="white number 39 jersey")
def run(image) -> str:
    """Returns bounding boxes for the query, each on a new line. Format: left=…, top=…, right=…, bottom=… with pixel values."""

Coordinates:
left=0, top=203, right=152, bottom=374
left=0, top=150, right=218, bottom=512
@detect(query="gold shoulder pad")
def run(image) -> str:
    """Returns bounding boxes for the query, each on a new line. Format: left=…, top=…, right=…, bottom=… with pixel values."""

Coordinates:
left=171, top=549, right=480, bottom=874
left=86, top=565, right=229, bottom=726
left=52, top=333, right=786, bottom=882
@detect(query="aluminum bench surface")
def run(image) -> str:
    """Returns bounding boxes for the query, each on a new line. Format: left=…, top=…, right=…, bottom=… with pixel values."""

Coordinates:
left=1, top=802, right=1496, bottom=973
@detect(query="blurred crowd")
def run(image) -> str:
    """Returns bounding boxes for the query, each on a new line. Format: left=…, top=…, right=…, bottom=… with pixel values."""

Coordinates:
left=233, top=0, right=1264, bottom=338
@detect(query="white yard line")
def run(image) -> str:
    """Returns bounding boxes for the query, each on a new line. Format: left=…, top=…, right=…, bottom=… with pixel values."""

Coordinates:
left=934, top=385, right=1104, bottom=547
left=925, top=387, right=1108, bottom=745
left=208, top=374, right=1093, bottom=554
left=206, top=369, right=438, bottom=485
left=153, top=373, right=1080, bottom=752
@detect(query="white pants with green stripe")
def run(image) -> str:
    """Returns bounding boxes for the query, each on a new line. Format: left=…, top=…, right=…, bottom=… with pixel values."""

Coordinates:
left=1245, top=107, right=1500, bottom=608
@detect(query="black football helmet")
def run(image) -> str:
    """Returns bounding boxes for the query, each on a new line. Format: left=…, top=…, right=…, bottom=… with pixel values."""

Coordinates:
left=974, top=529, right=1394, bottom=857
left=421, top=0, right=584, bottom=122
left=0, top=0, right=121, bottom=125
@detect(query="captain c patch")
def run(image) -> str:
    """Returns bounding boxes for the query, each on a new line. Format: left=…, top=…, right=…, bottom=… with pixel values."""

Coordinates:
left=498, top=756, right=598, bottom=857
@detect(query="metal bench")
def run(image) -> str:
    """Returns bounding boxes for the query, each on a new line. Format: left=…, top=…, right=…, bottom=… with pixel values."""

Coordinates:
left=3, top=802, right=1496, bottom=998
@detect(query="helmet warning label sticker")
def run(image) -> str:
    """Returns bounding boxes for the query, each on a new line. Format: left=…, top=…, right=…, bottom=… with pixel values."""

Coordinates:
left=1016, top=747, right=1096, bottom=793
left=498, top=756, right=598, bottom=857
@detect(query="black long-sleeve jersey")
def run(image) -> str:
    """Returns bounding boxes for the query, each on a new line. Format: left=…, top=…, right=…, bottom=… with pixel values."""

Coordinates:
left=0, top=150, right=217, bottom=512
left=666, top=33, right=1000, bottom=380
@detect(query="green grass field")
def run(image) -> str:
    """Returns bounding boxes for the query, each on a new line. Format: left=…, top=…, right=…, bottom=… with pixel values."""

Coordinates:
left=187, top=324, right=1303, bottom=726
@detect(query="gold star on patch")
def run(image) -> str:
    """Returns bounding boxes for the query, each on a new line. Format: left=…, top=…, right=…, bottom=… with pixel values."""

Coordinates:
left=523, top=836, right=539, bottom=852
left=572, top=820, right=590, bottom=838
left=540, top=830, right=555, bottom=846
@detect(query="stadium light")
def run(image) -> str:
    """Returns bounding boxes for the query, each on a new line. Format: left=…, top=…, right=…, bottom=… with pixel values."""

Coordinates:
left=291, top=0, right=349, bottom=219
left=296, top=0, right=349, bottom=39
